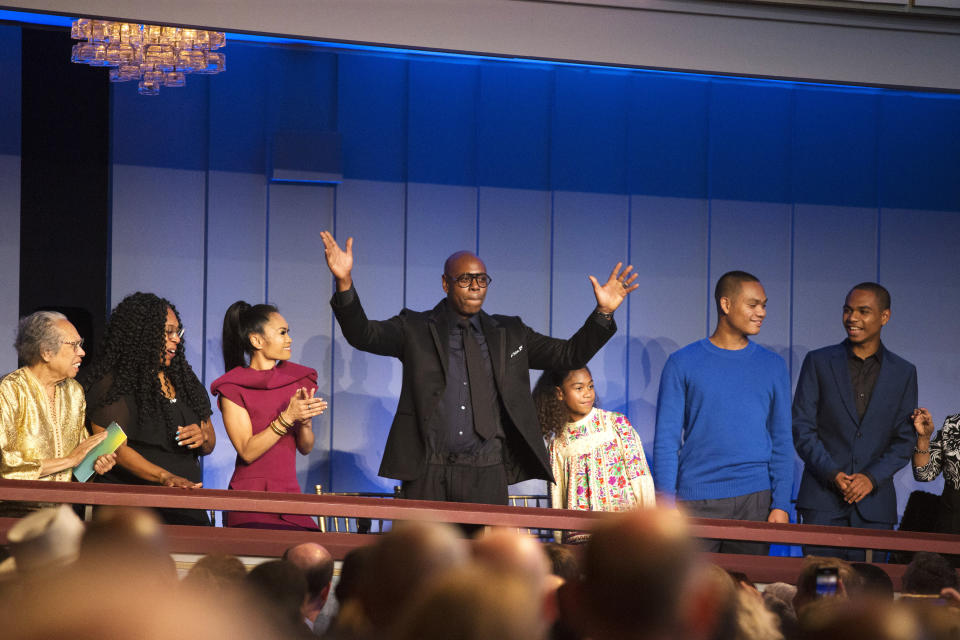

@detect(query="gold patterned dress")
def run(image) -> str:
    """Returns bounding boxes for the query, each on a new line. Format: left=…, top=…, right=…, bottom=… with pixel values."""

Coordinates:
left=549, top=407, right=656, bottom=512
left=0, top=367, right=88, bottom=516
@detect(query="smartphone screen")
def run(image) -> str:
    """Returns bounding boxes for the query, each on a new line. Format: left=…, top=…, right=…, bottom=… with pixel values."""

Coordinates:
left=815, top=567, right=839, bottom=598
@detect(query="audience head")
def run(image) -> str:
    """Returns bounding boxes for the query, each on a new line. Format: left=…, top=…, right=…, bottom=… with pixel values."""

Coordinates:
left=849, top=562, right=895, bottom=600
left=0, top=504, right=84, bottom=577
left=283, top=542, right=334, bottom=622
left=221, top=300, right=284, bottom=371
left=576, top=506, right=706, bottom=640
left=335, top=544, right=374, bottom=606
left=727, top=569, right=762, bottom=599
left=361, top=520, right=468, bottom=631
left=473, top=528, right=557, bottom=637
left=245, top=560, right=309, bottom=632
left=793, top=556, right=861, bottom=614
left=762, top=582, right=799, bottom=640
left=533, top=367, right=594, bottom=438
left=394, top=565, right=548, bottom=640
left=473, top=527, right=551, bottom=588
left=5, top=552, right=279, bottom=640
left=15, top=311, right=84, bottom=378
left=78, top=506, right=176, bottom=584
left=544, top=542, right=580, bottom=583
left=734, top=588, right=784, bottom=640
left=902, top=552, right=959, bottom=595
left=798, top=597, right=921, bottom=640
left=183, top=553, right=247, bottom=593
left=442, top=251, right=489, bottom=318
left=693, top=564, right=740, bottom=640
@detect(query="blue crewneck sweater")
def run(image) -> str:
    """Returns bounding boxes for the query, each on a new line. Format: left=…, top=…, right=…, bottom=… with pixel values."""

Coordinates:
left=653, top=338, right=793, bottom=512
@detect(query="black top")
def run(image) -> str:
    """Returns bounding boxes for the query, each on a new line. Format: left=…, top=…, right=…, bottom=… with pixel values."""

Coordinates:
left=844, top=339, right=883, bottom=421
left=86, top=375, right=204, bottom=486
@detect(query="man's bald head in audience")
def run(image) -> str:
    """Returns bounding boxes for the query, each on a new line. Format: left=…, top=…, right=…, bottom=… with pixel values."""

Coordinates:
left=473, top=527, right=550, bottom=587
left=283, top=542, right=334, bottom=621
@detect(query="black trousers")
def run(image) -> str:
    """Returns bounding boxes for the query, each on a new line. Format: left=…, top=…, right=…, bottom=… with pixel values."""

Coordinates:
left=401, top=460, right=509, bottom=506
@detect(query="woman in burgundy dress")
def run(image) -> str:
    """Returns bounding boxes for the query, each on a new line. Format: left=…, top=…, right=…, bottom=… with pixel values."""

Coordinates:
left=211, top=301, right=328, bottom=529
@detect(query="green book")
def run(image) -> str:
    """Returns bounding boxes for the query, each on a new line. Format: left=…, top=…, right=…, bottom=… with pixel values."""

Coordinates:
left=73, top=422, right=126, bottom=482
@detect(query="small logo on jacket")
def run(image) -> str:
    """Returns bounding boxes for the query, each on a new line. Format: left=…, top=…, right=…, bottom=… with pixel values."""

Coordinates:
left=510, top=345, right=523, bottom=358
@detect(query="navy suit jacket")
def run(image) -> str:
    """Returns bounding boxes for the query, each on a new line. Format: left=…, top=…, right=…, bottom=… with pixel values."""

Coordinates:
left=792, top=342, right=918, bottom=524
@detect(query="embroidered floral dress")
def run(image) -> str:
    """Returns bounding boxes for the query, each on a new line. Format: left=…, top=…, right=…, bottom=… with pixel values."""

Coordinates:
left=549, top=407, right=656, bottom=512
left=914, top=413, right=960, bottom=535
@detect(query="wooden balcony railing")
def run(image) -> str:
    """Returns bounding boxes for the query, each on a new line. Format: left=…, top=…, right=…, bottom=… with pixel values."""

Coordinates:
left=1, top=479, right=956, bottom=588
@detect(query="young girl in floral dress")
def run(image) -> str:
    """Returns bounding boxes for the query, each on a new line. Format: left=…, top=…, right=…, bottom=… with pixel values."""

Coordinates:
left=534, top=367, right=655, bottom=537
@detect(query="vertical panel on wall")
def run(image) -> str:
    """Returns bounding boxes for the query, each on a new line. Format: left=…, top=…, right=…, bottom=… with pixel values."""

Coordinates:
left=791, top=86, right=880, bottom=378
left=202, top=42, right=272, bottom=492
left=0, top=26, right=20, bottom=374
left=551, top=68, right=630, bottom=410
left=877, top=92, right=960, bottom=411
left=331, top=54, right=408, bottom=493
left=878, top=208, right=960, bottom=511
left=476, top=64, right=552, bottom=328
left=267, top=183, right=336, bottom=492
left=476, top=63, right=553, bottom=495
left=708, top=79, right=793, bottom=356
left=110, top=80, right=210, bottom=369
left=405, top=60, right=479, bottom=311
left=878, top=92, right=960, bottom=514
left=627, top=74, right=710, bottom=447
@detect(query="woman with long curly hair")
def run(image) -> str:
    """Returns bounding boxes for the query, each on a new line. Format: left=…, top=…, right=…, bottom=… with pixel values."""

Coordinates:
left=533, top=367, right=655, bottom=520
left=210, top=301, right=326, bottom=529
left=80, top=292, right=215, bottom=526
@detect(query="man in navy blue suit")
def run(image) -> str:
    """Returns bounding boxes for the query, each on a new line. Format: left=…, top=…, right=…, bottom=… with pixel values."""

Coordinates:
left=793, top=282, right=918, bottom=560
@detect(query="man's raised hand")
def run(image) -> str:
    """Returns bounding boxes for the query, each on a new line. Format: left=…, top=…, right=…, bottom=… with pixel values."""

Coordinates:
left=320, top=231, right=354, bottom=291
left=589, top=262, right=639, bottom=314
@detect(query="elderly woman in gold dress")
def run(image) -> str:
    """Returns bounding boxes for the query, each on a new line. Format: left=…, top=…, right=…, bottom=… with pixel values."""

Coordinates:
left=0, top=311, right=116, bottom=516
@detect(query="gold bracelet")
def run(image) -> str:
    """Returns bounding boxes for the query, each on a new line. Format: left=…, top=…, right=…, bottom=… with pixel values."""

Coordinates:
left=277, top=412, right=294, bottom=430
left=270, top=421, right=287, bottom=437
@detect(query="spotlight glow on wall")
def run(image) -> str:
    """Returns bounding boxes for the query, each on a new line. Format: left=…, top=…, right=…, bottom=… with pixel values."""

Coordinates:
left=70, top=18, right=226, bottom=95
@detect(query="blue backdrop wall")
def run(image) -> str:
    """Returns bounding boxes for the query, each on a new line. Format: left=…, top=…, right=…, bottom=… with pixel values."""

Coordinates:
left=4, top=35, right=960, bottom=522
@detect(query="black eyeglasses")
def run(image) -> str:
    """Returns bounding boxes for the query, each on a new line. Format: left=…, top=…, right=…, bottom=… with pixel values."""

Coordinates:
left=446, top=273, right=492, bottom=288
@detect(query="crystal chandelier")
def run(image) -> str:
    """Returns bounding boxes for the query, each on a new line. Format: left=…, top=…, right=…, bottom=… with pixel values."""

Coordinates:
left=70, top=19, right=226, bottom=95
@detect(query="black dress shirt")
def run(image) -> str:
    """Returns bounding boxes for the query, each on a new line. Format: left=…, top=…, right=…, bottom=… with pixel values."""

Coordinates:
left=844, top=339, right=883, bottom=422
left=437, top=305, right=503, bottom=456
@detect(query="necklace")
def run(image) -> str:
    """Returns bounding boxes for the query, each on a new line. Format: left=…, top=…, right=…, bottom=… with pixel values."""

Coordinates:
left=159, top=372, right=177, bottom=403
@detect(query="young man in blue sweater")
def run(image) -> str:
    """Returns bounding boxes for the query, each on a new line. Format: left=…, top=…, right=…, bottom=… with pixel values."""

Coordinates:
left=653, top=271, right=793, bottom=554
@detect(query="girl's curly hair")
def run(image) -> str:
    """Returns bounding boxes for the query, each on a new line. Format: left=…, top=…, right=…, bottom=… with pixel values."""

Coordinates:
left=532, top=368, right=592, bottom=440
left=80, top=292, right=211, bottom=433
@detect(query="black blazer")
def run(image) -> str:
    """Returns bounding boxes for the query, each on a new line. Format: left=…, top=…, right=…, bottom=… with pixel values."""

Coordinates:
left=331, top=289, right=616, bottom=484
left=793, top=342, right=918, bottom=524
